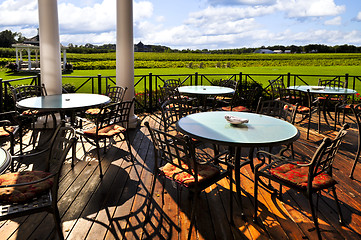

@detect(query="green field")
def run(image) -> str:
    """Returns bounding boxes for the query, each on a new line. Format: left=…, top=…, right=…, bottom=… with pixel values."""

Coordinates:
left=1, top=52, right=361, bottom=93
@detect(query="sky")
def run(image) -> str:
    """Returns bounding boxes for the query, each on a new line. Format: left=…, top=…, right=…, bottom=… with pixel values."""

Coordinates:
left=0, top=0, right=361, bottom=50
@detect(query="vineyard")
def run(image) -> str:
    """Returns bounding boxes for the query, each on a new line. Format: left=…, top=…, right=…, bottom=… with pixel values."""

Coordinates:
left=2, top=51, right=361, bottom=70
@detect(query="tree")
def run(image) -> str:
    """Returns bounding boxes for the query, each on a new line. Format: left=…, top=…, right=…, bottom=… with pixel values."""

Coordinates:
left=0, top=30, right=17, bottom=47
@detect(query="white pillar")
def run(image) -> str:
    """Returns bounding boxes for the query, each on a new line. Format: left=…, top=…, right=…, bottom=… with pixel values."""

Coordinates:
left=116, top=0, right=138, bottom=127
left=15, top=48, right=19, bottom=71
left=38, top=0, right=62, bottom=95
left=62, top=49, right=67, bottom=70
left=27, top=48, right=32, bottom=70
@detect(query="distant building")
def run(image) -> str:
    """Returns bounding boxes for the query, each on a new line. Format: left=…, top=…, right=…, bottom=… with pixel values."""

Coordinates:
left=254, top=49, right=274, bottom=54
left=273, top=50, right=283, bottom=54
left=134, top=41, right=151, bottom=52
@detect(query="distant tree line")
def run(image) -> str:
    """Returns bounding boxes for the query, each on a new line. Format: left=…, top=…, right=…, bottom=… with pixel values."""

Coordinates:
left=1, top=29, right=361, bottom=54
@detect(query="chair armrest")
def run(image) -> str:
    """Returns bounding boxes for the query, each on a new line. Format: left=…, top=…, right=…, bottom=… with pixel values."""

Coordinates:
left=256, top=149, right=312, bottom=169
left=11, top=147, right=49, bottom=160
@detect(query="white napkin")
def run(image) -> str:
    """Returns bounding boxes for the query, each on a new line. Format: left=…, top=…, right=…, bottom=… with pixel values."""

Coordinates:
left=224, top=114, right=249, bottom=124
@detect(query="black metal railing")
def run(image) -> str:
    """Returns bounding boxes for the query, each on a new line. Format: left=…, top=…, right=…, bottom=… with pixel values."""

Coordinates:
left=1, top=72, right=360, bottom=113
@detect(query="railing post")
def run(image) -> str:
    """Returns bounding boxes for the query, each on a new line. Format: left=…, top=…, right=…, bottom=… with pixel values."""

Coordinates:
left=345, top=73, right=349, bottom=88
left=0, top=78, right=3, bottom=113
left=287, top=72, right=291, bottom=87
left=37, top=73, right=41, bottom=87
left=148, top=72, right=153, bottom=112
left=98, top=74, right=102, bottom=94
left=195, top=72, right=198, bottom=86
left=239, top=72, right=242, bottom=82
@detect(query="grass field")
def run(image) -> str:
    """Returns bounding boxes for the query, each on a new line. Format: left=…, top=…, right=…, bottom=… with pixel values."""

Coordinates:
left=2, top=52, right=361, bottom=93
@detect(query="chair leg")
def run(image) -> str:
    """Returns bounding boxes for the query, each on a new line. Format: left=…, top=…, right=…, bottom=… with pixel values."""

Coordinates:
left=253, top=172, right=259, bottom=223
left=96, top=142, right=103, bottom=179
left=52, top=206, right=64, bottom=240
left=331, top=186, right=344, bottom=225
left=188, top=192, right=198, bottom=240
left=350, top=147, right=360, bottom=179
left=228, top=167, right=234, bottom=225
left=308, top=194, right=322, bottom=239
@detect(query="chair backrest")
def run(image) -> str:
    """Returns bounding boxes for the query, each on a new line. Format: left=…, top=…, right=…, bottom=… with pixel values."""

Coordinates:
left=318, top=78, right=346, bottom=88
left=308, top=124, right=349, bottom=185
left=230, top=81, right=260, bottom=111
left=95, top=98, right=135, bottom=133
left=163, top=79, right=181, bottom=89
left=145, top=121, right=198, bottom=182
left=160, top=99, right=193, bottom=133
left=158, top=84, right=183, bottom=103
left=11, top=84, right=47, bottom=103
left=46, top=123, right=77, bottom=177
left=106, top=85, right=127, bottom=103
left=219, top=79, right=237, bottom=89
left=256, top=97, right=297, bottom=124
left=279, top=88, right=312, bottom=109
left=269, top=79, right=286, bottom=99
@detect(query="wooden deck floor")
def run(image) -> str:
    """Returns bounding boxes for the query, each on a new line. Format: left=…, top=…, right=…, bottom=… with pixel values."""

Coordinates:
left=1, top=112, right=361, bottom=240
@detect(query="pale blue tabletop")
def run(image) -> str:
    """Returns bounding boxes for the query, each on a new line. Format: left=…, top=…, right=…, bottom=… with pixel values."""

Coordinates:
left=176, top=111, right=300, bottom=147
left=288, top=85, right=357, bottom=95
left=177, top=85, right=235, bottom=95
left=0, top=148, right=11, bottom=174
left=17, top=93, right=111, bottom=111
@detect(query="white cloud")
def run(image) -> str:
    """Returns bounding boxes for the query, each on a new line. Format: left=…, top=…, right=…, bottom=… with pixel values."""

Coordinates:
left=324, top=16, right=341, bottom=25
left=356, top=12, right=361, bottom=21
left=0, top=0, right=38, bottom=26
left=277, top=0, right=345, bottom=18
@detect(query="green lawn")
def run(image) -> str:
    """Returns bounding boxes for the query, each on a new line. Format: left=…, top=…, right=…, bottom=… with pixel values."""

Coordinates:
left=2, top=65, right=361, bottom=93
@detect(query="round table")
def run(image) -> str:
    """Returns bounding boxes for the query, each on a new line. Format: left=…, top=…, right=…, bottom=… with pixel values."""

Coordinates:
left=176, top=111, right=300, bottom=210
left=0, top=147, right=11, bottom=174
left=288, top=85, right=357, bottom=95
left=177, top=85, right=235, bottom=95
left=177, top=86, right=235, bottom=111
left=17, top=93, right=111, bottom=111
left=176, top=111, right=299, bottom=147
left=17, top=93, right=111, bottom=126
left=288, top=85, right=358, bottom=130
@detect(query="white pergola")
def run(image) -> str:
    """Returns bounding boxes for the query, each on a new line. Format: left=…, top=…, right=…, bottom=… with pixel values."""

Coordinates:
left=11, top=43, right=67, bottom=71
left=37, top=0, right=137, bottom=126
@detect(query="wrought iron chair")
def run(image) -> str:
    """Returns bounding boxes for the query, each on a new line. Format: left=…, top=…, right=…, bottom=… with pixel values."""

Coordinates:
left=159, top=98, right=194, bottom=133
left=0, top=121, right=77, bottom=240
left=256, top=97, right=298, bottom=157
left=212, top=79, right=238, bottom=106
left=219, top=81, right=260, bottom=112
left=317, top=78, right=348, bottom=129
left=254, top=124, right=349, bottom=240
left=268, top=79, right=286, bottom=99
left=0, top=111, right=21, bottom=158
left=85, top=85, right=127, bottom=116
left=144, top=121, right=233, bottom=240
left=349, top=104, right=361, bottom=179
left=11, top=84, right=54, bottom=149
left=279, top=88, right=314, bottom=139
left=77, top=99, right=134, bottom=178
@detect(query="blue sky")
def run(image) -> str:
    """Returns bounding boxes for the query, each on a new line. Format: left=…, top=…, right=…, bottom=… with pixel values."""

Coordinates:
left=0, top=0, right=360, bottom=50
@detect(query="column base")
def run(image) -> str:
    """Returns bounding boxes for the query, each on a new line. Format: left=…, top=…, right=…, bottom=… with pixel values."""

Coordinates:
left=129, top=114, right=140, bottom=129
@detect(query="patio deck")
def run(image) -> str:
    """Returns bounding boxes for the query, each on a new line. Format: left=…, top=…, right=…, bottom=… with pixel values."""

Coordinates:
left=1, top=112, right=361, bottom=240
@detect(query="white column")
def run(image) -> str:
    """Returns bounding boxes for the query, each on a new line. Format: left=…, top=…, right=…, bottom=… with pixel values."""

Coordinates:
left=15, top=48, right=19, bottom=70
left=116, top=0, right=137, bottom=127
left=38, top=0, right=62, bottom=95
left=62, top=49, right=67, bottom=70
left=27, top=48, right=32, bottom=70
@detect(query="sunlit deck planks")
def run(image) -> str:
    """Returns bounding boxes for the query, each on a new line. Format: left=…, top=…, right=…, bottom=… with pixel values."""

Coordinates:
left=0, top=112, right=361, bottom=240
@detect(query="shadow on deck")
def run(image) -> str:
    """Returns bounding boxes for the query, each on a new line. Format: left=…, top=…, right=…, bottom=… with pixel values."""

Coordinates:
left=1, top=112, right=361, bottom=240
